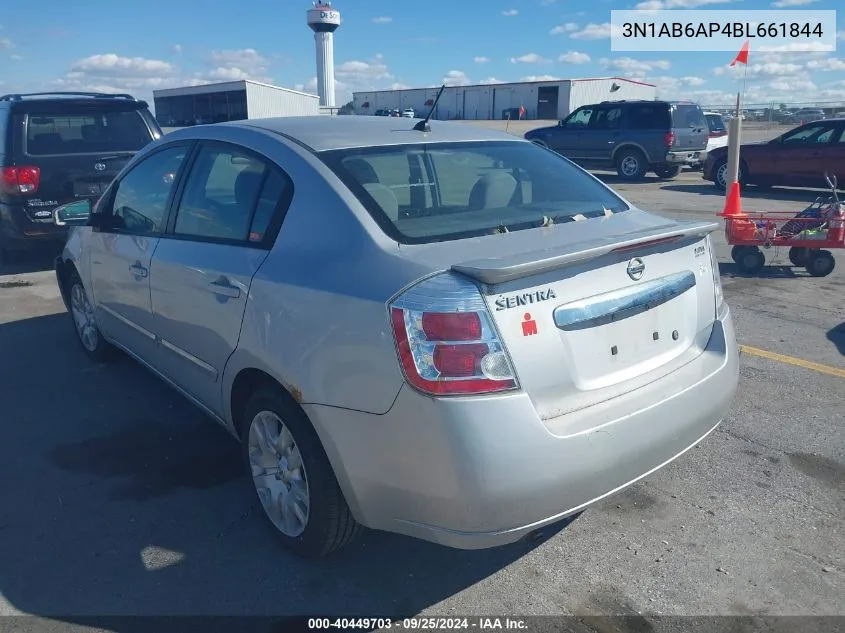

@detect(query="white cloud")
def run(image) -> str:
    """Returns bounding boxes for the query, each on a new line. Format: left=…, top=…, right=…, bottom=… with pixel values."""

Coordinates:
left=771, top=0, right=817, bottom=5
left=636, top=0, right=734, bottom=7
left=838, top=31, right=845, bottom=41
left=510, top=53, right=551, bottom=64
left=207, top=67, right=254, bottom=81
left=209, top=49, right=266, bottom=71
left=559, top=51, right=591, bottom=64
left=480, top=77, right=506, bottom=84
left=172, top=44, right=183, bottom=54
left=1, top=37, right=14, bottom=50
left=520, top=75, right=561, bottom=82
left=443, top=70, right=470, bottom=86
left=502, top=9, right=518, bottom=16
left=390, top=82, right=412, bottom=90
left=681, top=75, right=706, bottom=86
left=714, top=61, right=803, bottom=77
left=302, top=54, right=401, bottom=103
left=550, top=23, right=579, bottom=35
left=70, top=54, right=175, bottom=77
left=474, top=56, right=490, bottom=63
left=599, top=56, right=670, bottom=72
left=569, top=23, right=622, bottom=40
left=372, top=16, right=393, bottom=23
left=10, top=53, right=22, bottom=61
left=806, top=57, right=845, bottom=71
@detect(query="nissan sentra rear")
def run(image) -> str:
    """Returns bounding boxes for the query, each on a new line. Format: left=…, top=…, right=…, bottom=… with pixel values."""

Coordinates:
left=302, top=133, right=739, bottom=549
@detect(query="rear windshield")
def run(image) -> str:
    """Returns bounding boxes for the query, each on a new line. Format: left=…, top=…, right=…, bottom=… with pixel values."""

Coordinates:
left=319, top=140, right=630, bottom=245
left=25, top=109, right=152, bottom=156
left=705, top=113, right=726, bottom=132
left=672, top=104, right=706, bottom=129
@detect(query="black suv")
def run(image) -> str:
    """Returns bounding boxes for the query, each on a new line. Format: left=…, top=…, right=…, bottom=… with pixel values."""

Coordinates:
left=0, top=91, right=161, bottom=263
left=523, top=100, right=708, bottom=181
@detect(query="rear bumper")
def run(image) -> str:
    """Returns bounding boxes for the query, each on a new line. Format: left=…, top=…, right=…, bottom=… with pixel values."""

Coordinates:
left=665, top=150, right=703, bottom=166
left=0, top=202, right=68, bottom=247
left=307, top=303, right=739, bottom=550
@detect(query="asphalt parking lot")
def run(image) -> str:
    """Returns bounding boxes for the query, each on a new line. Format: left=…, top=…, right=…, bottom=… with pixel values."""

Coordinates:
left=0, top=134, right=843, bottom=630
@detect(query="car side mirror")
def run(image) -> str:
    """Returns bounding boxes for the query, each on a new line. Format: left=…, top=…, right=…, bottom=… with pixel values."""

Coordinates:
left=53, top=199, right=92, bottom=226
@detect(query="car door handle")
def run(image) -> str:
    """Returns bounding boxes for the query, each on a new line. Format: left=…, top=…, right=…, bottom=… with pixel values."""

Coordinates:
left=208, top=279, right=241, bottom=299
left=129, top=262, right=148, bottom=278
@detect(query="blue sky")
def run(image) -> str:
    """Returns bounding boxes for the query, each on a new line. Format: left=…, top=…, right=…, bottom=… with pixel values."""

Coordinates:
left=1, top=0, right=843, bottom=110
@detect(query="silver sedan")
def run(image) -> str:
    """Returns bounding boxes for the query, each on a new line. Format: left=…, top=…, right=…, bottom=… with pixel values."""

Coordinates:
left=54, top=115, right=739, bottom=557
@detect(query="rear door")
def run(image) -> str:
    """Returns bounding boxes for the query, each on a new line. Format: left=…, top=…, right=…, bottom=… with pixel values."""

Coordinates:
left=671, top=104, right=708, bottom=152
left=147, top=141, right=293, bottom=416
left=20, top=100, right=156, bottom=213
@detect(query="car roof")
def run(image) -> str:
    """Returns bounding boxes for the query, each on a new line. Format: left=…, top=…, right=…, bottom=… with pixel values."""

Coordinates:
left=222, top=115, right=528, bottom=152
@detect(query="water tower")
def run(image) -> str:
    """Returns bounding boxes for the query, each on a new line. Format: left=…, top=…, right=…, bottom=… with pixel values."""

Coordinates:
left=307, top=1, right=341, bottom=108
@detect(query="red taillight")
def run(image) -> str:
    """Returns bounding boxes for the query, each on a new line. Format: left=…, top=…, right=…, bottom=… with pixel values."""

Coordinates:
left=711, top=130, right=727, bottom=137
left=664, top=132, right=675, bottom=148
left=421, top=312, right=482, bottom=341
left=0, top=166, right=40, bottom=195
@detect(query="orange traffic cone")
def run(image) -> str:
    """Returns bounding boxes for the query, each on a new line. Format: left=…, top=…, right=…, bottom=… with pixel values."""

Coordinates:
left=718, top=181, right=746, bottom=217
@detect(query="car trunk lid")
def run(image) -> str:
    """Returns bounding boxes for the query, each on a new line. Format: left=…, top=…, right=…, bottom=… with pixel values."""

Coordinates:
left=451, top=217, right=720, bottom=422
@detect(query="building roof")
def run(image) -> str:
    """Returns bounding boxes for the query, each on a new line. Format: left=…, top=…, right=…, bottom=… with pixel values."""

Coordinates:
left=352, top=76, right=656, bottom=96
left=169, top=115, right=527, bottom=152
left=153, top=79, right=318, bottom=99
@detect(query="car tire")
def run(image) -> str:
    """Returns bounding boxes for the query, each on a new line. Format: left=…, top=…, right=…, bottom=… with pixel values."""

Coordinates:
left=615, top=149, right=648, bottom=181
left=67, top=270, right=117, bottom=362
left=788, top=246, right=808, bottom=267
left=240, top=386, right=363, bottom=558
left=805, top=250, right=835, bottom=277
left=653, top=164, right=681, bottom=179
left=734, top=246, right=765, bottom=274
left=714, top=158, right=747, bottom=191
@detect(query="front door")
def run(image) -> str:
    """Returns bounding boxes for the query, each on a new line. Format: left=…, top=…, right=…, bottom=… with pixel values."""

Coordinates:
left=537, top=86, right=559, bottom=120
left=89, top=144, right=190, bottom=362
left=764, top=122, right=842, bottom=187
left=545, top=105, right=596, bottom=160
left=584, top=104, right=625, bottom=162
left=148, top=142, right=293, bottom=416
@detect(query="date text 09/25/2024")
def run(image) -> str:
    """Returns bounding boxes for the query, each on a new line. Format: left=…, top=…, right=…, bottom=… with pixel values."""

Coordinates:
left=307, top=617, right=529, bottom=631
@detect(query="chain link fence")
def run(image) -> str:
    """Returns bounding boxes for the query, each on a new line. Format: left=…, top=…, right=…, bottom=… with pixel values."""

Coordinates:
left=699, top=100, right=845, bottom=129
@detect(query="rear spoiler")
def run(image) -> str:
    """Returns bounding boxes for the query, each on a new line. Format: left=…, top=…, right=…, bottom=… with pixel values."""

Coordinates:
left=452, top=221, right=720, bottom=285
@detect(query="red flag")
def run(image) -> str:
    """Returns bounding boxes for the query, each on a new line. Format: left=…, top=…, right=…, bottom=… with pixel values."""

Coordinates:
left=518, top=104, right=526, bottom=118
left=730, top=40, right=750, bottom=66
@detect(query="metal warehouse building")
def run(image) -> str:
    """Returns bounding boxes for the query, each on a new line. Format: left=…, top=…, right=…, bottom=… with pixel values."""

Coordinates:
left=353, top=77, right=656, bottom=121
left=153, top=79, right=321, bottom=127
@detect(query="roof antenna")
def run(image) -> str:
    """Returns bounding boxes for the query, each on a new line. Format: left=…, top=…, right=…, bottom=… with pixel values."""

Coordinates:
left=413, top=84, right=445, bottom=132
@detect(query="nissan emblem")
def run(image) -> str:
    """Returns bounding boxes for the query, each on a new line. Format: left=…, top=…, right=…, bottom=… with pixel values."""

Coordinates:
left=627, top=257, right=645, bottom=281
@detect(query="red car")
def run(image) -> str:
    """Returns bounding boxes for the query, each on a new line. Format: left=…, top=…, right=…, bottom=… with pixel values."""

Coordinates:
left=703, top=118, right=845, bottom=190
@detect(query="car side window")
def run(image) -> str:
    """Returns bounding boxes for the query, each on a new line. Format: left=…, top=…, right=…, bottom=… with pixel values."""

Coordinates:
left=628, top=105, right=670, bottom=130
left=782, top=124, right=837, bottom=145
left=105, top=145, right=188, bottom=235
left=837, top=127, right=845, bottom=144
left=173, top=145, right=270, bottom=242
left=563, top=107, right=593, bottom=128
left=591, top=106, right=623, bottom=130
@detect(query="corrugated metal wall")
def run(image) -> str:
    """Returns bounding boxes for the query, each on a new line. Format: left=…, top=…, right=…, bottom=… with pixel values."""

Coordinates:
left=568, top=80, right=657, bottom=115
left=352, top=81, right=577, bottom=120
left=245, top=83, right=320, bottom=118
